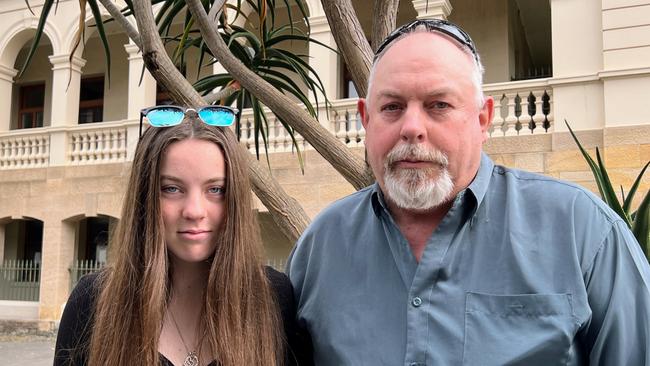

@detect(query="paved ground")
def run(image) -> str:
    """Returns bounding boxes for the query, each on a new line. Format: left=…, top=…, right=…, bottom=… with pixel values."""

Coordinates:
left=0, top=338, right=55, bottom=365
left=0, top=335, right=55, bottom=365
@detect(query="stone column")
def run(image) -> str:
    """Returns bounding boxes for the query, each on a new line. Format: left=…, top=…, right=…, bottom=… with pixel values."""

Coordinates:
left=548, top=0, right=604, bottom=132
left=0, top=65, right=17, bottom=131
left=48, top=55, right=85, bottom=127
left=125, top=43, right=156, bottom=120
left=211, top=62, right=229, bottom=104
left=124, top=43, right=156, bottom=160
left=0, top=223, right=5, bottom=263
left=600, top=0, right=650, bottom=128
left=48, top=55, right=85, bottom=166
left=308, top=13, right=339, bottom=129
left=413, top=0, right=452, bottom=20
left=38, top=219, right=76, bottom=327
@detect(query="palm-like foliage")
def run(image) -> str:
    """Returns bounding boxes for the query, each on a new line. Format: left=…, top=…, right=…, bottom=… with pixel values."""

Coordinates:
left=566, top=121, right=650, bottom=261
left=21, top=0, right=112, bottom=81
left=22, top=0, right=333, bottom=170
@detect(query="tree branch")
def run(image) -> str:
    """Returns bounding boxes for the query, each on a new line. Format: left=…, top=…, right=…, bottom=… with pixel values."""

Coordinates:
left=97, top=0, right=141, bottom=47
left=204, top=82, right=239, bottom=104
left=371, top=0, right=400, bottom=51
left=320, top=0, right=373, bottom=97
left=186, top=0, right=374, bottom=191
left=130, top=0, right=310, bottom=243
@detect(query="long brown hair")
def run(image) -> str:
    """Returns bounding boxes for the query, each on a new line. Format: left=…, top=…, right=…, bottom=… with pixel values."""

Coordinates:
left=87, top=118, right=282, bottom=365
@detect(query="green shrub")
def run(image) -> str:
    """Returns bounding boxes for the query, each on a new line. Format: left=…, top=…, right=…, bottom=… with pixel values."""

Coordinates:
left=566, top=121, right=649, bottom=261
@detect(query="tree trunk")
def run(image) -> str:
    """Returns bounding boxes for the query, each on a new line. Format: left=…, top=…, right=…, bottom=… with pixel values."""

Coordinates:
left=186, top=0, right=374, bottom=192
left=320, top=0, right=373, bottom=98
left=371, top=0, right=400, bottom=51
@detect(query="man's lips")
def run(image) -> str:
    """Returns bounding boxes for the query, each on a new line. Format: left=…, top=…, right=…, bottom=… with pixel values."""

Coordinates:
left=393, top=159, right=438, bottom=169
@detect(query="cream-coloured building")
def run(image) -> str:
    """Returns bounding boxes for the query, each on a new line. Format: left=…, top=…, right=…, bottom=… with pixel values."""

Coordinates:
left=0, top=0, right=648, bottom=328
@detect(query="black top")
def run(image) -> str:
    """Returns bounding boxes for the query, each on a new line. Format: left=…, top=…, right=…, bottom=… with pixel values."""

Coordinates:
left=54, top=267, right=313, bottom=366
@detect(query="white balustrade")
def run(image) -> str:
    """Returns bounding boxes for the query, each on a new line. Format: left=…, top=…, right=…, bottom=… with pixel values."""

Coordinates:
left=0, top=80, right=555, bottom=168
left=68, top=127, right=127, bottom=164
left=238, top=108, right=309, bottom=155
left=0, top=132, right=49, bottom=169
left=484, top=78, right=553, bottom=137
left=330, top=99, right=364, bottom=148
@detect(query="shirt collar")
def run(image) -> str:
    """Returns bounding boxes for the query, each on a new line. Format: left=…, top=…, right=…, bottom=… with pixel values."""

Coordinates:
left=370, top=152, right=494, bottom=219
left=464, top=152, right=494, bottom=217
left=371, top=182, right=389, bottom=217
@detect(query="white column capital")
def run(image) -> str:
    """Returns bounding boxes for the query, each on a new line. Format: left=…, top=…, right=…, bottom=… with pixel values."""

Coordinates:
left=0, top=64, right=18, bottom=82
left=124, top=43, right=143, bottom=60
left=412, top=0, right=452, bottom=20
left=306, top=0, right=325, bottom=17
left=310, top=15, right=332, bottom=34
left=49, top=54, right=86, bottom=72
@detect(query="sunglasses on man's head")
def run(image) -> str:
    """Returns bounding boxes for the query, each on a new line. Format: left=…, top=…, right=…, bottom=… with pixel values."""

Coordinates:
left=374, top=19, right=479, bottom=64
left=139, top=105, right=239, bottom=139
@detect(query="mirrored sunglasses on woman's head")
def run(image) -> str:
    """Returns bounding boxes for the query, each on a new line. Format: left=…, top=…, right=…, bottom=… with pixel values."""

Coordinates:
left=139, top=105, right=239, bottom=139
left=374, top=19, right=479, bottom=64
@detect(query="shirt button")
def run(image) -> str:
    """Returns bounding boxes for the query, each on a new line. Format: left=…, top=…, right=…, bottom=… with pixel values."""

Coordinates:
left=412, top=297, right=422, bottom=307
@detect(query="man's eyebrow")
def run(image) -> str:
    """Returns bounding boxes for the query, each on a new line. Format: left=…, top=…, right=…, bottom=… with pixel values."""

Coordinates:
left=376, top=88, right=456, bottom=100
left=376, top=90, right=403, bottom=100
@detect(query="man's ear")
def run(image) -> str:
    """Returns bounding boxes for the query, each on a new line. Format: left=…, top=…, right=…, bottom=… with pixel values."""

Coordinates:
left=358, top=99, right=369, bottom=129
left=479, top=96, right=494, bottom=142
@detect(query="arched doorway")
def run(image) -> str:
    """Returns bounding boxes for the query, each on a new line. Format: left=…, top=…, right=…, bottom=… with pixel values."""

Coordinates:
left=69, top=215, right=117, bottom=289
left=0, top=217, right=43, bottom=301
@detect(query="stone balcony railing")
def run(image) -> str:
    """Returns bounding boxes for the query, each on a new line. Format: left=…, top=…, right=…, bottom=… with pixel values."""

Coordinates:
left=484, top=78, right=553, bottom=136
left=0, top=81, right=554, bottom=170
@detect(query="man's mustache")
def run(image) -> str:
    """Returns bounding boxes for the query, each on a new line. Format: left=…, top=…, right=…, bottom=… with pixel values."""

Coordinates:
left=385, top=144, right=448, bottom=168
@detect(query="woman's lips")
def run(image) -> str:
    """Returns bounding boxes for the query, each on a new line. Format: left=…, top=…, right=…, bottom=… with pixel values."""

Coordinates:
left=178, top=230, right=211, bottom=241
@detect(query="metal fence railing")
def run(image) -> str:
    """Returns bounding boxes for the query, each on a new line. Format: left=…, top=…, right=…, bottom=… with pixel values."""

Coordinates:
left=0, top=260, right=40, bottom=301
left=69, top=259, right=105, bottom=290
left=66, top=258, right=286, bottom=291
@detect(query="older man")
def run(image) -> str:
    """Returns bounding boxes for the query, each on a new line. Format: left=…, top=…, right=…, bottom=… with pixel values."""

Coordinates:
left=287, top=19, right=650, bottom=365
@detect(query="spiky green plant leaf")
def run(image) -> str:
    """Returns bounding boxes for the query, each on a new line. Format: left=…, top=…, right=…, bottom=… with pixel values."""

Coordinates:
left=19, top=0, right=56, bottom=78
left=566, top=121, right=606, bottom=199
left=623, top=161, right=650, bottom=214
left=632, top=190, right=650, bottom=260
left=594, top=147, right=631, bottom=226
left=567, top=120, right=649, bottom=262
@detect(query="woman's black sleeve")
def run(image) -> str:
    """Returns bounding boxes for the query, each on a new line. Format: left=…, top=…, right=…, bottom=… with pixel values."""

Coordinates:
left=266, top=267, right=314, bottom=366
left=53, top=273, right=99, bottom=366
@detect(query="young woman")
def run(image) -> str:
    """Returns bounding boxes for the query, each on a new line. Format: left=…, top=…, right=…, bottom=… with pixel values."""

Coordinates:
left=54, top=107, right=312, bottom=366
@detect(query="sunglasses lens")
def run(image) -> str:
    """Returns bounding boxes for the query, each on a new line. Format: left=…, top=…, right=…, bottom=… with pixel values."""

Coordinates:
left=199, top=107, right=236, bottom=126
left=146, top=107, right=184, bottom=127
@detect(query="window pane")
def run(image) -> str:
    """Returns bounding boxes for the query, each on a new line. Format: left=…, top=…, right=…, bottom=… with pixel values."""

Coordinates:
left=79, top=108, right=94, bottom=124
left=21, top=113, right=34, bottom=129
left=79, top=107, right=103, bottom=124
left=80, top=78, right=104, bottom=101
left=22, top=85, right=45, bottom=108
left=35, top=111, right=43, bottom=127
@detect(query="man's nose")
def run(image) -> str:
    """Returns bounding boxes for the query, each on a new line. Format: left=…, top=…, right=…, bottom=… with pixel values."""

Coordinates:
left=400, top=106, right=427, bottom=143
left=182, top=191, right=206, bottom=220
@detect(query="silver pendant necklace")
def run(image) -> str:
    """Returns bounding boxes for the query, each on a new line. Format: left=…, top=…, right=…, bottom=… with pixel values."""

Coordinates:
left=169, top=310, right=199, bottom=366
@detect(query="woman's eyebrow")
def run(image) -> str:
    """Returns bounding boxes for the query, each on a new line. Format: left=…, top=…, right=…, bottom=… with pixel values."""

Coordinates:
left=160, top=175, right=226, bottom=184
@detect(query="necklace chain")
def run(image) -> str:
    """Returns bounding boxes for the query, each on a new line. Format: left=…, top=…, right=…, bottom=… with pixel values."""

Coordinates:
left=169, top=309, right=199, bottom=366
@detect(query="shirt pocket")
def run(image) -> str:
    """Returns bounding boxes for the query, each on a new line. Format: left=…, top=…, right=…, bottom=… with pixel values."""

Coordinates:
left=462, top=292, right=578, bottom=366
